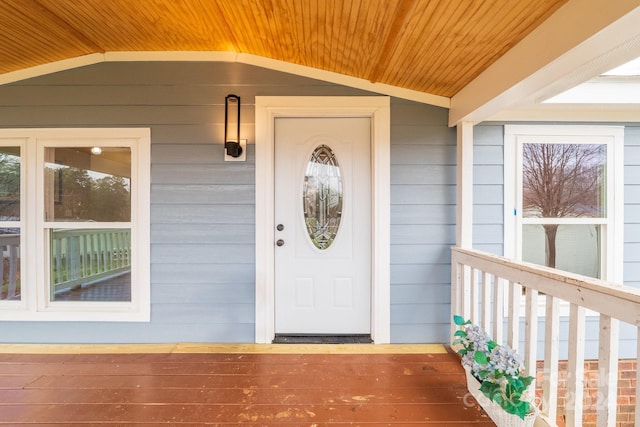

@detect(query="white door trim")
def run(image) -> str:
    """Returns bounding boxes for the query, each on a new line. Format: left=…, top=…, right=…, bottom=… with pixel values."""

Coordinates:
left=255, top=96, right=391, bottom=343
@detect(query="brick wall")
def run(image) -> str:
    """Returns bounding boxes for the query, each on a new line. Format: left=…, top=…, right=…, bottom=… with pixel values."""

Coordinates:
left=535, top=360, right=636, bottom=426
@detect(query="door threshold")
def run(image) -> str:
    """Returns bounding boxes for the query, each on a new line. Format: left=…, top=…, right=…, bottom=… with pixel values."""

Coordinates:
left=273, top=334, right=373, bottom=344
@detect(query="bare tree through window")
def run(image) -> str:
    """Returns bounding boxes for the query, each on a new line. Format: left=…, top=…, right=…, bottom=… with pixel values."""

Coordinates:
left=522, top=143, right=605, bottom=269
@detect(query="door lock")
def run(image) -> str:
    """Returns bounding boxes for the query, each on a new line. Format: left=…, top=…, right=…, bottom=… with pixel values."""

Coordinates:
left=276, top=239, right=285, bottom=247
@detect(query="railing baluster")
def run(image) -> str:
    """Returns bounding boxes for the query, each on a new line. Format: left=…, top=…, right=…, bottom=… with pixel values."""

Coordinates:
left=64, top=237, right=70, bottom=282
left=566, top=303, right=585, bottom=427
left=7, top=244, right=17, bottom=298
left=86, top=234, right=93, bottom=275
left=79, top=235, right=86, bottom=278
left=117, top=231, right=124, bottom=268
left=470, top=268, right=478, bottom=324
left=524, top=288, right=538, bottom=379
left=101, top=233, right=108, bottom=272
left=54, top=237, right=62, bottom=285
left=508, top=281, right=521, bottom=351
left=543, top=295, right=560, bottom=423
left=597, top=314, right=619, bottom=427
left=481, top=271, right=491, bottom=331
left=450, top=259, right=462, bottom=343
left=493, top=277, right=504, bottom=344
left=462, top=265, right=471, bottom=321
left=97, top=233, right=104, bottom=273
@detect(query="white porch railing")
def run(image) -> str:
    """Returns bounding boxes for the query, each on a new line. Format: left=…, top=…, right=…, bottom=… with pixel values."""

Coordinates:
left=451, top=246, right=640, bottom=427
left=51, top=229, right=131, bottom=295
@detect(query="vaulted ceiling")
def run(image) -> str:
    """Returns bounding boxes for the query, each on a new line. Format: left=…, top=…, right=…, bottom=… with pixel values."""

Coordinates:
left=1, top=0, right=640, bottom=124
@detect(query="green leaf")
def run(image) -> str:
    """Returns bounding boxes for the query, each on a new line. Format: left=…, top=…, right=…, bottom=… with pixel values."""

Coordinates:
left=473, top=351, right=488, bottom=364
left=453, top=315, right=466, bottom=326
left=453, top=330, right=466, bottom=337
left=457, top=349, right=467, bottom=355
left=521, top=375, right=534, bottom=388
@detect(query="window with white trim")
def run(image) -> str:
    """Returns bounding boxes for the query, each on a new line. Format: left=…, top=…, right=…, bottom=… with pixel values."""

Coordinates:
left=504, top=125, right=623, bottom=284
left=0, top=129, right=150, bottom=321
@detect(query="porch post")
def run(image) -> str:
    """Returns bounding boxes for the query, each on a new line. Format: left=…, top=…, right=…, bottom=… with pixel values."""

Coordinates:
left=456, top=121, right=473, bottom=248
left=451, top=122, right=474, bottom=342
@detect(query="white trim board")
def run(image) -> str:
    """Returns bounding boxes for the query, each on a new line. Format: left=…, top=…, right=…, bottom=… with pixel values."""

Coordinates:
left=254, top=96, right=391, bottom=344
left=0, top=51, right=449, bottom=109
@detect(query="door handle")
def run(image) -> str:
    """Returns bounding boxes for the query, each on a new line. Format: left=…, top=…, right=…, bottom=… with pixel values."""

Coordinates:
left=276, top=239, right=285, bottom=247
left=276, top=224, right=284, bottom=231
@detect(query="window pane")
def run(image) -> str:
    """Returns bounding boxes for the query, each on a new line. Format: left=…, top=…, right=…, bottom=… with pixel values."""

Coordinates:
left=522, top=224, right=601, bottom=279
left=522, top=143, right=605, bottom=218
left=44, top=147, right=131, bottom=222
left=0, top=147, right=21, bottom=221
left=303, top=144, right=343, bottom=250
left=0, top=228, right=20, bottom=301
left=50, top=228, right=131, bottom=302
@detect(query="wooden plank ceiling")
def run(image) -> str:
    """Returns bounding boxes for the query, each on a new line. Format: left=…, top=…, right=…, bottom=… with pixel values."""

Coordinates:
left=0, top=0, right=568, bottom=98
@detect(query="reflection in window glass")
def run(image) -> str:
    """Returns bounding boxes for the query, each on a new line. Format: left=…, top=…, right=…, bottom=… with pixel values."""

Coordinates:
left=0, top=228, right=20, bottom=301
left=522, top=143, right=605, bottom=219
left=50, top=228, right=131, bottom=302
left=522, top=224, right=601, bottom=279
left=0, top=147, right=20, bottom=221
left=44, top=147, right=131, bottom=222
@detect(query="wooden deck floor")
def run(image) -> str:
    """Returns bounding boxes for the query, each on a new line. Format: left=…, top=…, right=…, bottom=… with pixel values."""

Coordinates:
left=0, top=345, right=495, bottom=426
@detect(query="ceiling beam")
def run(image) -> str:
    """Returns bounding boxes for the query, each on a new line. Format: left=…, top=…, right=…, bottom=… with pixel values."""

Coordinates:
left=448, top=0, right=640, bottom=126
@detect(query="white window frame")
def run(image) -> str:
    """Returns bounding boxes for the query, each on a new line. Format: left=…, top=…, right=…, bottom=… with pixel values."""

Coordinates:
left=0, top=128, right=150, bottom=321
left=504, top=125, right=624, bottom=314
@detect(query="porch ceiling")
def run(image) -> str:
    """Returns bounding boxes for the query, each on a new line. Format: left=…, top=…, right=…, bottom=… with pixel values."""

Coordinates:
left=1, top=1, right=640, bottom=124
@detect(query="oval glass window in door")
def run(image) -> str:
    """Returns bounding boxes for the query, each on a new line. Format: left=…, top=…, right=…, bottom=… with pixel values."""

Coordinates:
left=303, top=144, right=343, bottom=250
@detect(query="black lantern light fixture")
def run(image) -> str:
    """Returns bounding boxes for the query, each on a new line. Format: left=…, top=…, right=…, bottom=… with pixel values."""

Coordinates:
left=224, top=94, right=243, bottom=158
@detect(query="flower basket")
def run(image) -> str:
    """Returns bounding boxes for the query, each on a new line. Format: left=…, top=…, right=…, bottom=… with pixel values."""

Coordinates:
left=465, top=367, right=536, bottom=427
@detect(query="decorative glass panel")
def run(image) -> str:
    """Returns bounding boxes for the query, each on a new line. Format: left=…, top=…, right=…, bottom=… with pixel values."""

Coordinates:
left=303, top=145, right=343, bottom=250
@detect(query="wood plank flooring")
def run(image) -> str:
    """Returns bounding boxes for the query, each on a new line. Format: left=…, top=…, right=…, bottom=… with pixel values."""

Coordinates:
left=0, top=345, right=495, bottom=425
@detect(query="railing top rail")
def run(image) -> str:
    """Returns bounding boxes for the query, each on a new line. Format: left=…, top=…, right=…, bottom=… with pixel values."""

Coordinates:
left=52, top=229, right=130, bottom=238
left=452, top=246, right=640, bottom=326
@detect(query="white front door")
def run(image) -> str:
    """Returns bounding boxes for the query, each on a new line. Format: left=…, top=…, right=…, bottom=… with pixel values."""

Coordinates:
left=274, top=117, right=371, bottom=334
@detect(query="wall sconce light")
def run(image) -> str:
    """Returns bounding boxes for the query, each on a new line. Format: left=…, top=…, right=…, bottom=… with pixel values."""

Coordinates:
left=224, top=94, right=246, bottom=161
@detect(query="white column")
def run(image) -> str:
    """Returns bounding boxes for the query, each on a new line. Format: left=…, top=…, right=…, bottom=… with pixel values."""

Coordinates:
left=456, top=121, right=473, bottom=248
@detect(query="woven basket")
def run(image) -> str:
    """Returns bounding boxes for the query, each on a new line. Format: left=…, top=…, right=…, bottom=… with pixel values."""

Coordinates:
left=464, top=367, right=536, bottom=427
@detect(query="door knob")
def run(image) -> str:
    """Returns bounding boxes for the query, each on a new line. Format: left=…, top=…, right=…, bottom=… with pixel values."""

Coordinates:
left=276, top=224, right=284, bottom=231
left=276, top=239, right=285, bottom=247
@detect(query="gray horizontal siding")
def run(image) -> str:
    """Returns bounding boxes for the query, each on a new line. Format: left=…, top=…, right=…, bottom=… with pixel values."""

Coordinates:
left=0, top=62, right=458, bottom=344
left=626, top=125, right=640, bottom=291
left=472, top=125, right=504, bottom=256
left=389, top=101, right=455, bottom=343
left=151, top=224, right=255, bottom=244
